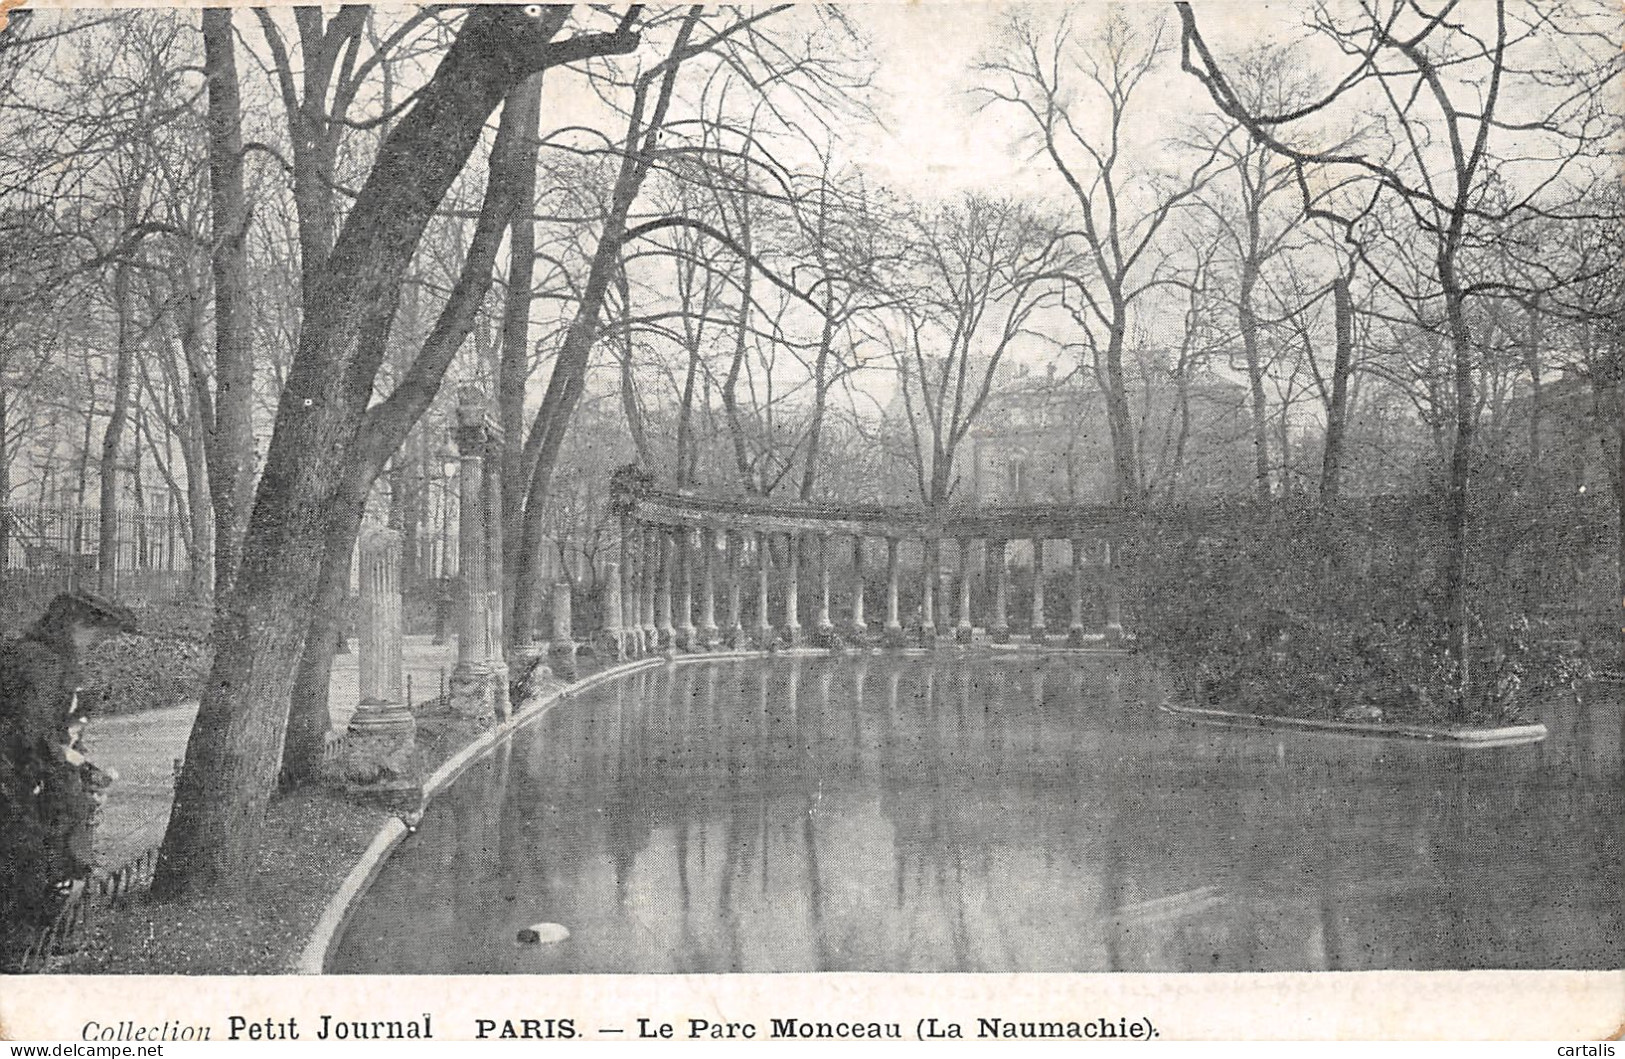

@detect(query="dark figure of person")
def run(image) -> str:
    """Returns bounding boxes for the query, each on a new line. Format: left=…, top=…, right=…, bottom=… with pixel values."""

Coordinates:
left=0, top=591, right=135, bottom=950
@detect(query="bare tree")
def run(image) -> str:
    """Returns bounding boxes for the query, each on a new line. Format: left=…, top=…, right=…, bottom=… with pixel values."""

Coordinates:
left=1178, top=0, right=1625, bottom=708
left=156, top=7, right=644, bottom=895
left=978, top=8, right=1223, bottom=505
left=869, top=195, right=1057, bottom=508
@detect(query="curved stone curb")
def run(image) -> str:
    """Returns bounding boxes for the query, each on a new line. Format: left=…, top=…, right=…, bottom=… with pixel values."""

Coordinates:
left=1158, top=698, right=1548, bottom=747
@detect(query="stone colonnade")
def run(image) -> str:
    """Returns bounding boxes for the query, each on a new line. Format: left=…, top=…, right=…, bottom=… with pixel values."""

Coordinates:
left=598, top=492, right=1127, bottom=655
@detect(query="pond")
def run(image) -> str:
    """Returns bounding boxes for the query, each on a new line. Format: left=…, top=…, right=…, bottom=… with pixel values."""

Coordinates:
left=329, top=653, right=1622, bottom=973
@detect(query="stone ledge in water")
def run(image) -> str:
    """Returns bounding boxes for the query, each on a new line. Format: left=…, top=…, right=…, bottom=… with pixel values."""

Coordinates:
left=517, top=923, right=569, bottom=945
left=1160, top=698, right=1548, bottom=747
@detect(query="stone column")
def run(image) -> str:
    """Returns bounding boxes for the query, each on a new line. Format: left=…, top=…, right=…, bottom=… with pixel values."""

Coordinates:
left=989, top=538, right=1010, bottom=644
left=656, top=527, right=675, bottom=649
left=883, top=535, right=904, bottom=647
left=481, top=431, right=510, bottom=719
left=640, top=523, right=657, bottom=651
left=548, top=581, right=576, bottom=680
left=1069, top=538, right=1088, bottom=647
left=1104, top=539, right=1125, bottom=644
left=815, top=532, right=834, bottom=640
left=784, top=532, right=802, bottom=647
left=956, top=538, right=974, bottom=644
left=450, top=401, right=493, bottom=721
left=725, top=529, right=745, bottom=647
left=676, top=524, right=696, bottom=650
left=919, top=537, right=937, bottom=646
left=1030, top=537, right=1047, bottom=646
left=619, top=516, right=640, bottom=658
left=698, top=526, right=719, bottom=648
left=357, top=528, right=405, bottom=709
left=754, top=529, right=773, bottom=647
left=345, top=526, right=416, bottom=790
left=848, top=534, right=867, bottom=638
left=601, top=559, right=627, bottom=660
left=483, top=440, right=505, bottom=650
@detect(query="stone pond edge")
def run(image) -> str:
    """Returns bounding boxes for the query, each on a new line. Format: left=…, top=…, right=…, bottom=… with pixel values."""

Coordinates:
left=1158, top=697, right=1549, bottom=747
left=295, top=641, right=1139, bottom=974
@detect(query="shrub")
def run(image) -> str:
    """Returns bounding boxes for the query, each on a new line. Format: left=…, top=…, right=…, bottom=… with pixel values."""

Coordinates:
left=1124, top=494, right=1600, bottom=725
left=79, top=599, right=212, bottom=716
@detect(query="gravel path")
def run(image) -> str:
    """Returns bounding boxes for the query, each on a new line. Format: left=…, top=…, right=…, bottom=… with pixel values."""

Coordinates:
left=84, top=636, right=458, bottom=868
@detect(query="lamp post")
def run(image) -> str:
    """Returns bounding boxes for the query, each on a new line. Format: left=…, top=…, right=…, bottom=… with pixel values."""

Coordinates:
left=432, top=451, right=458, bottom=646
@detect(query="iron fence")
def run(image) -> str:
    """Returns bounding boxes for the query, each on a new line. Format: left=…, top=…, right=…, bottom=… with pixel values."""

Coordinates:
left=1, top=500, right=192, bottom=591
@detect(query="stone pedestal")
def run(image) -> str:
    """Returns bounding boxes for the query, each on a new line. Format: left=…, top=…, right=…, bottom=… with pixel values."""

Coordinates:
left=449, top=661, right=493, bottom=721
left=345, top=527, right=418, bottom=792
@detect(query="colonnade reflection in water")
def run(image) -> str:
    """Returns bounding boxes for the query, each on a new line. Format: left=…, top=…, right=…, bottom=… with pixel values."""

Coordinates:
left=330, top=655, right=1623, bottom=974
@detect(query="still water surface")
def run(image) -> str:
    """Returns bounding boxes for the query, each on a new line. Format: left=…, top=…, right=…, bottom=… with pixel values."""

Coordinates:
left=330, top=654, right=1621, bottom=973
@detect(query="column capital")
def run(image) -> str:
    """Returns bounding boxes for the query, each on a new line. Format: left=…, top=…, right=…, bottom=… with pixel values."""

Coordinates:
left=455, top=386, right=504, bottom=454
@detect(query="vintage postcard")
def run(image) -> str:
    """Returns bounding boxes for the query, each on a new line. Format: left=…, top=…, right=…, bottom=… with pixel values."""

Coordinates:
left=0, top=0, right=1620, bottom=1043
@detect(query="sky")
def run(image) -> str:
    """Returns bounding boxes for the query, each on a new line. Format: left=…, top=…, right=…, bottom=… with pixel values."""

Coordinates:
left=839, top=2, right=1312, bottom=202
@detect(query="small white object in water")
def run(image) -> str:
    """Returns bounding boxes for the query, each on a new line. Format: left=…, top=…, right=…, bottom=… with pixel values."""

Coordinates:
left=517, top=922, right=570, bottom=945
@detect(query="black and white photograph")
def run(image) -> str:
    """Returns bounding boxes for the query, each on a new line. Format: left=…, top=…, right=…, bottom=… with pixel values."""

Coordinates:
left=0, top=0, right=1620, bottom=1038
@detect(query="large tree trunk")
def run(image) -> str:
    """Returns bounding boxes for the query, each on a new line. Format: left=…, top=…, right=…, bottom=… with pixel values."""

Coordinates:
left=1239, top=263, right=1271, bottom=502
left=1320, top=276, right=1355, bottom=503
left=676, top=341, right=701, bottom=486
left=510, top=12, right=699, bottom=632
left=279, top=503, right=361, bottom=787
left=201, top=8, right=257, bottom=600
left=164, top=294, right=215, bottom=599
left=276, top=43, right=569, bottom=785
left=498, top=73, right=543, bottom=643
left=799, top=311, right=835, bottom=501
left=154, top=9, right=638, bottom=896
left=0, top=390, right=10, bottom=571
left=1439, top=249, right=1475, bottom=716
left=509, top=250, right=621, bottom=635
left=1101, top=312, right=1140, bottom=505
left=1523, top=292, right=1542, bottom=486
left=616, top=267, right=652, bottom=468
left=721, top=256, right=756, bottom=492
